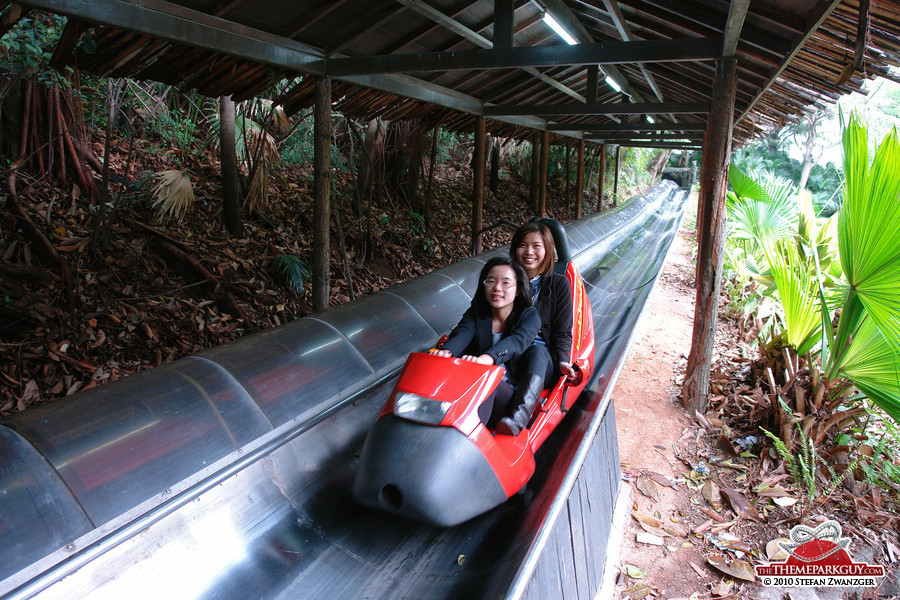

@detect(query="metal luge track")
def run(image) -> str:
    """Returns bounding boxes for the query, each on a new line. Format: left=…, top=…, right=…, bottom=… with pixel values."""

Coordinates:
left=0, top=181, right=687, bottom=600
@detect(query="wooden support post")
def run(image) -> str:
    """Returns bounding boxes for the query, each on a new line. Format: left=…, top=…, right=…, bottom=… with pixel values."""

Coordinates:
left=683, top=57, right=738, bottom=413
left=575, top=139, right=584, bottom=219
left=539, top=130, right=549, bottom=216
left=612, top=145, right=621, bottom=207
left=472, top=116, right=486, bottom=255
left=530, top=131, right=540, bottom=214
left=312, top=77, right=332, bottom=313
left=597, top=143, right=607, bottom=212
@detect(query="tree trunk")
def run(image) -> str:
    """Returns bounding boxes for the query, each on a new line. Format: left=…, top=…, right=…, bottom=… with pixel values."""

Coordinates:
left=682, top=57, right=738, bottom=413
left=798, top=112, right=818, bottom=189
left=472, top=117, right=485, bottom=255
left=219, top=95, right=243, bottom=237
left=355, top=118, right=380, bottom=214
left=530, top=131, right=540, bottom=213
left=575, top=140, right=585, bottom=219
left=612, top=145, right=621, bottom=207
left=489, top=137, right=500, bottom=194
left=539, top=131, right=549, bottom=217
left=312, top=77, right=332, bottom=313
left=565, top=139, right=571, bottom=211
left=424, top=124, right=438, bottom=229
left=597, top=144, right=607, bottom=211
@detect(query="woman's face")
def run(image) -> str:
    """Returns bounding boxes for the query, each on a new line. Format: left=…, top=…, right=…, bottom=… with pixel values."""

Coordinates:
left=483, top=265, right=518, bottom=311
left=515, top=231, right=546, bottom=278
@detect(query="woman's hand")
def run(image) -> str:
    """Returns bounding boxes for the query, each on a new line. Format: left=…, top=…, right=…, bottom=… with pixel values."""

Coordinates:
left=559, top=362, right=577, bottom=381
left=461, top=354, right=495, bottom=365
left=429, top=349, right=452, bottom=357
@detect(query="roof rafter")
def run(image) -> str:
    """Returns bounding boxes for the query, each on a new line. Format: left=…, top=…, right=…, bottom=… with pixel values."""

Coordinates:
left=485, top=100, right=710, bottom=116
left=319, top=36, right=721, bottom=76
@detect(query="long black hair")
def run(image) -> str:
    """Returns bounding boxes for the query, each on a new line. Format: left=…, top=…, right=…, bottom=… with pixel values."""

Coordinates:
left=473, top=256, right=532, bottom=313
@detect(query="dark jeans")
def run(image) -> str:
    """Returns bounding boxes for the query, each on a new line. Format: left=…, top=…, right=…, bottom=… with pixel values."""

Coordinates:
left=478, top=344, right=554, bottom=426
left=519, top=344, right=554, bottom=388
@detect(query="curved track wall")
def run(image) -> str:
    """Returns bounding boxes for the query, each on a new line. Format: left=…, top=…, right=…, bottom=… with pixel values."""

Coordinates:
left=0, top=181, right=687, bottom=600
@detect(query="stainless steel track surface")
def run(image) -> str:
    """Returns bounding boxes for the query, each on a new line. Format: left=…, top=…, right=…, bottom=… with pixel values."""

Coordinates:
left=0, top=181, right=687, bottom=600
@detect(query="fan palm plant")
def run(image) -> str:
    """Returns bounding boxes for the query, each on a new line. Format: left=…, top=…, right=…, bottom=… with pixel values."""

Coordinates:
left=822, top=112, right=900, bottom=420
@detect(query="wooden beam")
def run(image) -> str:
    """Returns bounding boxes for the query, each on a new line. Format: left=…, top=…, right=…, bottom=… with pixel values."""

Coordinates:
left=592, top=141, right=702, bottom=149
left=20, top=0, right=549, bottom=132
left=683, top=57, right=738, bottom=412
left=600, top=0, right=665, bottom=102
left=547, top=121, right=707, bottom=132
left=312, top=77, right=332, bottom=313
left=493, top=0, right=514, bottom=49
left=321, top=37, right=723, bottom=76
left=472, top=116, right=486, bottom=255
left=485, top=101, right=710, bottom=116
left=395, top=0, right=586, bottom=102
left=541, top=0, right=644, bottom=102
left=21, top=0, right=324, bottom=71
left=586, top=65, right=599, bottom=104
left=722, top=0, right=751, bottom=57
left=586, top=132, right=704, bottom=141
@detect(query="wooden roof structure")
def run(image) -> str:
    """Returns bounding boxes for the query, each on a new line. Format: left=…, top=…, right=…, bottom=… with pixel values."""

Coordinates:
left=13, top=0, right=900, bottom=149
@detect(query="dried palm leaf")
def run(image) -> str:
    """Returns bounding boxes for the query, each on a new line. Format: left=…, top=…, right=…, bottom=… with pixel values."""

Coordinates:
left=244, top=163, right=270, bottom=214
left=151, top=169, right=195, bottom=222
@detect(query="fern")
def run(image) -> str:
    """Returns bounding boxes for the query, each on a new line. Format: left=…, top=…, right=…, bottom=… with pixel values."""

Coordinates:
left=270, top=254, right=310, bottom=294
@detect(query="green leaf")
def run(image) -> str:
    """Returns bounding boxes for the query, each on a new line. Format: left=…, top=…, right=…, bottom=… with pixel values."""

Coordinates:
left=838, top=317, right=900, bottom=421
left=728, top=164, right=772, bottom=202
left=270, top=254, right=310, bottom=294
left=837, top=113, right=900, bottom=353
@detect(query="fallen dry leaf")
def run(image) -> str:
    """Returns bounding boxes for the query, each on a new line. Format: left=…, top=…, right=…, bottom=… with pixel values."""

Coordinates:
left=702, top=480, right=722, bottom=509
left=621, top=582, right=654, bottom=599
left=766, top=538, right=790, bottom=561
left=632, top=513, right=664, bottom=528
left=636, top=476, right=660, bottom=500
left=710, top=579, right=733, bottom=596
left=647, top=471, right=678, bottom=489
left=720, top=486, right=760, bottom=521
left=706, top=553, right=756, bottom=582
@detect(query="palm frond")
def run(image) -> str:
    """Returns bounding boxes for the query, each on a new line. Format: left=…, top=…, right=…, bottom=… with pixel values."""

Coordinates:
left=728, top=164, right=771, bottom=202
left=836, top=112, right=900, bottom=356
left=837, top=317, right=900, bottom=422
left=270, top=254, right=310, bottom=294
left=760, top=235, right=823, bottom=356
left=151, top=170, right=195, bottom=222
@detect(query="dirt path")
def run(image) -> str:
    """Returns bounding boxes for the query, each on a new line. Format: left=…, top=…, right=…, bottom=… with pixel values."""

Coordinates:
left=610, top=193, right=704, bottom=599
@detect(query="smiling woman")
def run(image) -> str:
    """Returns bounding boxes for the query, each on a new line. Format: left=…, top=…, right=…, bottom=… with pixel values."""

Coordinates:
left=431, top=256, right=538, bottom=427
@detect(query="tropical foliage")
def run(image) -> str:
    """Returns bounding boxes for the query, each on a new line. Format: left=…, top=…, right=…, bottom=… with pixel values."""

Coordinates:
left=724, top=113, right=900, bottom=501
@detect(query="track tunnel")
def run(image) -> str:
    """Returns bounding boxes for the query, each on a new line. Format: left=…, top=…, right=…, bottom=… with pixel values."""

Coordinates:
left=0, top=180, right=688, bottom=600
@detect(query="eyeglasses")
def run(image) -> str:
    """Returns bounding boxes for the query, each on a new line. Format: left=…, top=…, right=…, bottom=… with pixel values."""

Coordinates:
left=483, top=277, right=516, bottom=289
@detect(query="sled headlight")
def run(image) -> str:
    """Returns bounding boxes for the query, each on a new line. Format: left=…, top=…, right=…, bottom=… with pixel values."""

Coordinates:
left=393, top=392, right=451, bottom=424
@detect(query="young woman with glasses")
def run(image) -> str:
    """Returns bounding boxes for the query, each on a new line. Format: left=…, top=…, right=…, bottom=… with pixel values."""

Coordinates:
left=430, top=256, right=539, bottom=428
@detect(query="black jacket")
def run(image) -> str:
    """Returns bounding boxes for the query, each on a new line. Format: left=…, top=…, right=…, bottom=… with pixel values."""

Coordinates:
left=533, top=272, right=573, bottom=366
left=441, top=303, right=540, bottom=371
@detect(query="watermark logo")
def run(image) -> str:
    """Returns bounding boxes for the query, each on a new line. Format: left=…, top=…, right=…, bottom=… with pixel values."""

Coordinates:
left=755, top=520, right=884, bottom=587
